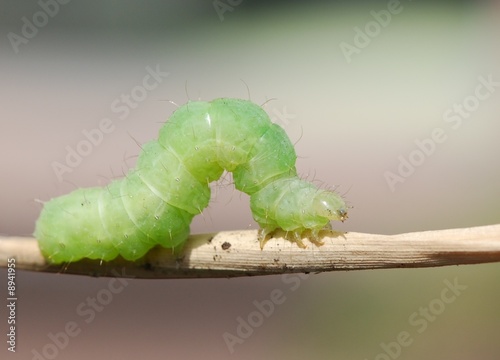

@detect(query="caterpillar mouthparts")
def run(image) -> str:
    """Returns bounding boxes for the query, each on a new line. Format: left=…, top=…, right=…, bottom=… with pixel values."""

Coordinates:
left=34, top=98, right=348, bottom=263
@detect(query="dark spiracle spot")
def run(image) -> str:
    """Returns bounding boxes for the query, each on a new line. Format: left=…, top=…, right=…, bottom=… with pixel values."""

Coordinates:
left=221, top=242, right=231, bottom=250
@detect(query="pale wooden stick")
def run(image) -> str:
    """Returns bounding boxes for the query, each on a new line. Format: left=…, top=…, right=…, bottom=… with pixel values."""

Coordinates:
left=1, top=224, right=500, bottom=279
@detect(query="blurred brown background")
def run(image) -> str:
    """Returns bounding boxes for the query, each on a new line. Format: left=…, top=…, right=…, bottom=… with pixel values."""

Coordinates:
left=1, top=1, right=499, bottom=359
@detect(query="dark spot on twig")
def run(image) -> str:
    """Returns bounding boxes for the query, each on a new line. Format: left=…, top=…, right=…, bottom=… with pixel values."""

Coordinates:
left=213, top=254, right=222, bottom=261
left=221, top=242, right=231, bottom=250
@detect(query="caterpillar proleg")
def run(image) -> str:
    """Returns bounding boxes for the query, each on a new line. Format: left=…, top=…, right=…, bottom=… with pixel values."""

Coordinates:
left=34, top=98, right=348, bottom=263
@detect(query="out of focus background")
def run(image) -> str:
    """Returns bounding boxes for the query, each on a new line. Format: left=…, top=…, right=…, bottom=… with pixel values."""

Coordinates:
left=1, top=1, right=500, bottom=359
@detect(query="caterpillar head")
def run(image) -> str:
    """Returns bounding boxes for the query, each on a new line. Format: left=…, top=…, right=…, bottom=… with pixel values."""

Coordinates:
left=285, top=188, right=347, bottom=248
left=251, top=179, right=348, bottom=248
left=312, top=190, right=348, bottom=223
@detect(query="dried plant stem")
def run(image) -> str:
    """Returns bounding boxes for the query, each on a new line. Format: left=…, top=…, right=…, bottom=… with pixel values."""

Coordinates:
left=1, top=224, right=500, bottom=279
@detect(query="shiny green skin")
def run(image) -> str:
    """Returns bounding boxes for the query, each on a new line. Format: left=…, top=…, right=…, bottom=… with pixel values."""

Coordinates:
left=34, top=98, right=347, bottom=263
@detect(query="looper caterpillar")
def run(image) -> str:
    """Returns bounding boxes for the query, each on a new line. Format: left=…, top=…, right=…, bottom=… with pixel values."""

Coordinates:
left=34, top=98, right=348, bottom=263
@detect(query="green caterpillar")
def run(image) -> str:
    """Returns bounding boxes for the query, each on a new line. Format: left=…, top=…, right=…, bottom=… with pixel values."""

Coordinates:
left=34, top=98, right=347, bottom=263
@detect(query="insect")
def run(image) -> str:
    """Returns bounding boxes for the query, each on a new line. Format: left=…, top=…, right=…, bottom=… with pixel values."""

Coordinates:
left=34, top=98, right=348, bottom=263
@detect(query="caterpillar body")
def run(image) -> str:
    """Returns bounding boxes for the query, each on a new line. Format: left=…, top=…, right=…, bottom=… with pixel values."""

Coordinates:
left=34, top=98, right=347, bottom=263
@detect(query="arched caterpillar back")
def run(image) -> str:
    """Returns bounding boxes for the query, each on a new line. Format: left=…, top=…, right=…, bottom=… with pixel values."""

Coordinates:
left=34, top=98, right=347, bottom=263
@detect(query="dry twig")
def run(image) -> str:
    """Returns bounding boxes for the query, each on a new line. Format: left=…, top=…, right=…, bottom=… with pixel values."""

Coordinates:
left=1, top=224, right=499, bottom=279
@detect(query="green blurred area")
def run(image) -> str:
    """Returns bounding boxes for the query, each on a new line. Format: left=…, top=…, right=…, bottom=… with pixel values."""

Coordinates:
left=1, top=1, right=499, bottom=359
